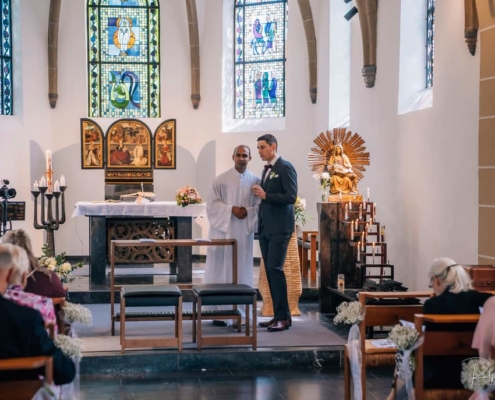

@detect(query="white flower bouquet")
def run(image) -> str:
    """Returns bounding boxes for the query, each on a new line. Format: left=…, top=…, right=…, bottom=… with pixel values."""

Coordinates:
left=54, top=334, right=83, bottom=360
left=461, top=358, right=495, bottom=394
left=294, top=197, right=312, bottom=226
left=62, top=302, right=93, bottom=326
left=39, top=245, right=83, bottom=284
left=333, top=301, right=364, bottom=325
left=388, top=324, right=421, bottom=377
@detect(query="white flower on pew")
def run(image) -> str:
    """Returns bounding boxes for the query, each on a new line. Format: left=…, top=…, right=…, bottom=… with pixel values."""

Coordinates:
left=461, top=358, right=495, bottom=396
left=333, top=301, right=364, bottom=326
left=388, top=324, right=421, bottom=375
left=54, top=334, right=83, bottom=360
left=63, top=302, right=93, bottom=326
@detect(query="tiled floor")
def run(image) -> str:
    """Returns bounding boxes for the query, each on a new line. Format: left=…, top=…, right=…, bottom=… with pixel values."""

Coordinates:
left=80, top=367, right=394, bottom=400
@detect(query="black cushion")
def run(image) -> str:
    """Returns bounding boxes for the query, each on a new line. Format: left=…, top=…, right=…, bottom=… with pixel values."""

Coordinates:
left=121, top=285, right=182, bottom=298
left=193, top=284, right=256, bottom=296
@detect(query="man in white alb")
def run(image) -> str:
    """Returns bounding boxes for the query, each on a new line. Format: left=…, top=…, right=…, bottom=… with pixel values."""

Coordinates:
left=204, top=145, right=261, bottom=325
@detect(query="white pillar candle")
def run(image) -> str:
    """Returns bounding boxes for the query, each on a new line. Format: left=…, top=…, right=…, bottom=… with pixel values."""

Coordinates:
left=60, top=175, right=66, bottom=186
left=351, top=223, right=354, bottom=240
left=372, top=242, right=375, bottom=264
left=348, top=199, right=352, bottom=211
left=355, top=219, right=358, bottom=230
left=357, top=241, right=361, bottom=260
left=345, top=204, right=348, bottom=220
left=46, top=149, right=52, bottom=171
left=367, top=187, right=370, bottom=201
left=54, top=180, right=60, bottom=192
left=33, top=181, right=38, bottom=191
left=359, top=204, right=362, bottom=220
left=40, top=176, right=46, bottom=187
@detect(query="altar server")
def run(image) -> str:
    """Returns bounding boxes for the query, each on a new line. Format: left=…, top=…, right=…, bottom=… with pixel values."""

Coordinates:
left=204, top=145, right=260, bottom=322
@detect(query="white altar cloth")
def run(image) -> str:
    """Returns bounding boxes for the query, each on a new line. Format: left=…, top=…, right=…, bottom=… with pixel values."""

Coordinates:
left=71, top=201, right=206, bottom=218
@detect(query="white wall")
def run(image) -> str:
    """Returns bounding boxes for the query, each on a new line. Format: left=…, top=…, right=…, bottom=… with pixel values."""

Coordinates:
left=0, top=0, right=481, bottom=292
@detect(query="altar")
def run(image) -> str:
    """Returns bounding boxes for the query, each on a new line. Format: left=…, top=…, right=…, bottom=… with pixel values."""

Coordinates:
left=72, top=201, right=206, bottom=284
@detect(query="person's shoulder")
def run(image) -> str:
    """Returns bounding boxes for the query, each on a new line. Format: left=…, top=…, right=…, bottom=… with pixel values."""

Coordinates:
left=215, top=167, right=236, bottom=181
left=0, top=296, right=42, bottom=324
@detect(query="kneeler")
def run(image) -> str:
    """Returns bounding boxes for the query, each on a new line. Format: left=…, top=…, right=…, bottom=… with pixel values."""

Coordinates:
left=258, top=229, right=302, bottom=316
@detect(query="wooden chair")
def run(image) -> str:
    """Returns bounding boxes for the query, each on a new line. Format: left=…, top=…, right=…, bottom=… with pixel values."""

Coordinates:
left=298, top=231, right=318, bottom=281
left=344, top=291, right=433, bottom=400
left=0, top=356, right=53, bottom=400
left=414, top=313, right=479, bottom=400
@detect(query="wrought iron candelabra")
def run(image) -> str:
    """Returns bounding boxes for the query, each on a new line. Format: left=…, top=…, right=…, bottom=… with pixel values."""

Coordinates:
left=31, top=185, right=67, bottom=257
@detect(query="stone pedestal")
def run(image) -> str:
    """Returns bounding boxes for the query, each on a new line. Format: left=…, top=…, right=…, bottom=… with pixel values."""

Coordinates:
left=318, top=202, right=360, bottom=314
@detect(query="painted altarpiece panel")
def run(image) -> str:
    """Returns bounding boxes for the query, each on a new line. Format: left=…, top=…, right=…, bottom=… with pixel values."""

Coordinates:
left=154, top=119, right=176, bottom=169
left=81, top=119, right=105, bottom=169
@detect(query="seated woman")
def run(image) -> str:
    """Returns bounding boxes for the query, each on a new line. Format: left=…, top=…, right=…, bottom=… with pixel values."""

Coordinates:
left=2, top=243, right=57, bottom=330
left=328, top=145, right=358, bottom=194
left=422, top=258, right=491, bottom=389
left=472, top=296, right=495, bottom=359
left=2, top=229, right=66, bottom=298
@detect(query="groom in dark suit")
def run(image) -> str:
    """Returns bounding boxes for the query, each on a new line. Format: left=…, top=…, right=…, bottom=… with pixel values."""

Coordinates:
left=252, top=134, right=297, bottom=332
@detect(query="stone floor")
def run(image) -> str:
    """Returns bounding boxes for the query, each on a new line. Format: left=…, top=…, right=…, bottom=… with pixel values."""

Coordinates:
left=80, top=367, right=394, bottom=400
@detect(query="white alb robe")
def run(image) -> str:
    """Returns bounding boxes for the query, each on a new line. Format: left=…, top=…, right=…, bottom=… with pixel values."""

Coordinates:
left=204, top=167, right=260, bottom=290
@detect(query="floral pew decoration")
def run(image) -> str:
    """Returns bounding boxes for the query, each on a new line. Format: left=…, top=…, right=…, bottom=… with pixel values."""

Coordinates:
left=294, top=197, right=312, bottom=227
left=39, top=245, right=83, bottom=284
left=462, top=358, right=495, bottom=400
left=334, top=301, right=365, bottom=399
left=388, top=323, right=423, bottom=399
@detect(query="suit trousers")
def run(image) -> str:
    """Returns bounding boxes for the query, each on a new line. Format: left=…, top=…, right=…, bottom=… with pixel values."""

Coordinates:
left=258, top=229, right=291, bottom=321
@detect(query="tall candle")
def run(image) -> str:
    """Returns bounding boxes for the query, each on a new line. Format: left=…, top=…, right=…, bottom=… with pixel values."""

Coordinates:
left=40, top=176, right=46, bottom=187
left=357, top=241, right=361, bottom=260
left=361, top=232, right=365, bottom=250
left=46, top=149, right=52, bottom=171
left=355, top=219, right=358, bottom=230
left=349, top=199, right=352, bottom=211
left=60, top=175, right=66, bottom=186
left=367, top=187, right=370, bottom=201
left=372, top=242, right=375, bottom=264
left=345, top=204, right=348, bottom=220
left=359, top=204, right=362, bottom=220
left=351, top=223, right=354, bottom=241
left=54, top=180, right=60, bottom=192
left=33, top=181, right=38, bottom=191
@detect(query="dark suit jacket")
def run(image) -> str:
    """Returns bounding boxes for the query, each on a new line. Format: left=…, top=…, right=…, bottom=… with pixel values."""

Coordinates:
left=0, top=295, right=75, bottom=385
left=259, top=157, right=298, bottom=235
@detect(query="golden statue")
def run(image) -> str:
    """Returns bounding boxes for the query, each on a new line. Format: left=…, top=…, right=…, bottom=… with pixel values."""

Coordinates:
left=328, top=144, right=358, bottom=194
left=308, top=128, right=370, bottom=197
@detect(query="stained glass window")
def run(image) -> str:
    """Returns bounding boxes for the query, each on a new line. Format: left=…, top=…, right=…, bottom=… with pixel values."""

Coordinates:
left=234, top=0, right=287, bottom=119
left=0, top=0, right=13, bottom=115
left=426, top=0, right=435, bottom=88
left=87, top=0, right=160, bottom=118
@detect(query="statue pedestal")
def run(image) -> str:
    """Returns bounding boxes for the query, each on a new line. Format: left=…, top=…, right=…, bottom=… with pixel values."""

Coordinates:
left=327, top=194, right=363, bottom=203
left=258, top=230, right=302, bottom=317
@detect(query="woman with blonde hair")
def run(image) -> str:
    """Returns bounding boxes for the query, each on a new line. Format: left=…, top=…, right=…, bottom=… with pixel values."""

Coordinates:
left=2, top=229, right=66, bottom=298
left=2, top=243, right=57, bottom=329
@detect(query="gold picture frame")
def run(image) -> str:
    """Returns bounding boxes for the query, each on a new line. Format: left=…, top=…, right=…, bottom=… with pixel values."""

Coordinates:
left=106, top=119, right=152, bottom=169
left=81, top=119, right=104, bottom=169
left=154, top=119, right=176, bottom=169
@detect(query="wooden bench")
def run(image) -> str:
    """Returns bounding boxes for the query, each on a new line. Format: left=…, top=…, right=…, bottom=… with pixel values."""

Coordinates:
left=344, top=291, right=433, bottom=400
left=0, top=356, right=53, bottom=400
left=414, top=313, right=479, bottom=400
left=297, top=230, right=318, bottom=281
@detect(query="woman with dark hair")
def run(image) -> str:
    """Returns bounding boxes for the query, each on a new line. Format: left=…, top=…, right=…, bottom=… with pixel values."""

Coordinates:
left=2, top=230, right=66, bottom=298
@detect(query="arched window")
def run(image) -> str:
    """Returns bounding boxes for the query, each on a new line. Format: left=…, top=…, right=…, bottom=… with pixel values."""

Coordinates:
left=234, top=0, right=287, bottom=119
left=87, top=0, right=160, bottom=118
left=425, top=0, right=435, bottom=88
left=1, top=0, right=13, bottom=115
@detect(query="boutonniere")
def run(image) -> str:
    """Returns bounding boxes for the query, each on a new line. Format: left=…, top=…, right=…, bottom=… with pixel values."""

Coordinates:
left=269, top=171, right=279, bottom=179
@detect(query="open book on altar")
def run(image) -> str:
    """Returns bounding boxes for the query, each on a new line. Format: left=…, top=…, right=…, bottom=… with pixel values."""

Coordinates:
left=120, top=192, right=156, bottom=203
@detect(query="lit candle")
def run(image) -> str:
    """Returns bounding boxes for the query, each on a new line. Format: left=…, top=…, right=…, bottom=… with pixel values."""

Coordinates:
left=361, top=232, right=365, bottom=250
left=54, top=180, right=60, bottom=192
left=60, top=175, right=66, bottom=186
left=345, top=204, right=348, bottom=220
left=355, top=219, right=358, bottom=230
left=351, top=223, right=354, bottom=240
left=40, top=176, right=46, bottom=187
left=372, top=242, right=375, bottom=264
left=339, top=191, right=342, bottom=202
left=33, top=181, right=39, bottom=191
left=359, top=204, right=362, bottom=220
left=349, top=199, right=352, bottom=211
left=367, top=187, right=370, bottom=201
left=46, top=149, right=52, bottom=171
left=357, top=241, right=361, bottom=260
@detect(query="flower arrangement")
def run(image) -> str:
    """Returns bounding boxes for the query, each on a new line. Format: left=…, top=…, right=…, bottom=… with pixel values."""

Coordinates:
left=54, top=334, right=83, bottom=360
left=39, top=245, right=83, bottom=284
left=176, top=185, right=202, bottom=207
left=62, top=302, right=93, bottom=326
left=294, top=197, right=313, bottom=226
left=388, top=324, right=421, bottom=375
left=461, top=358, right=495, bottom=393
left=318, top=172, right=331, bottom=201
left=333, top=301, right=364, bottom=325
